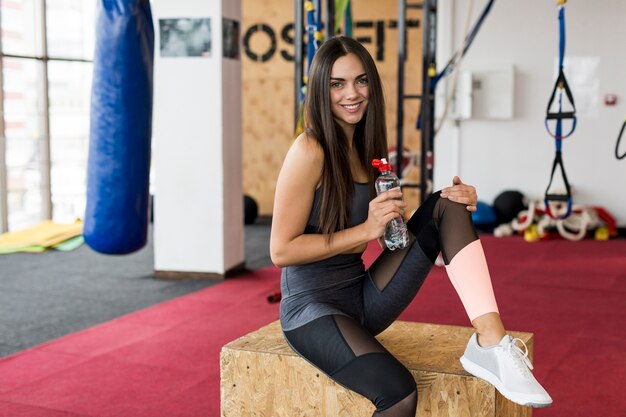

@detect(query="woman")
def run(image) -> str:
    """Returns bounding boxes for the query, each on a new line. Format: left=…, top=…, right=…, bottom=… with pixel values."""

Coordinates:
left=270, top=36, right=551, bottom=416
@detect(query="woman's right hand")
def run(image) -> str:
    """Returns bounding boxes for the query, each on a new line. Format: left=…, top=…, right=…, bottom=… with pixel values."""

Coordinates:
left=364, top=188, right=407, bottom=241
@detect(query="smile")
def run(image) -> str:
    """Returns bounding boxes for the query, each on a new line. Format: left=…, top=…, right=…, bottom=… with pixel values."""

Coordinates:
left=341, top=102, right=363, bottom=112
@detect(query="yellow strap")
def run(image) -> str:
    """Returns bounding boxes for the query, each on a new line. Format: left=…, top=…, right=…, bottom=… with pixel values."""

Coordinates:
left=556, top=0, right=566, bottom=5
left=314, top=31, right=324, bottom=41
left=304, top=1, right=314, bottom=11
left=428, top=64, right=436, bottom=77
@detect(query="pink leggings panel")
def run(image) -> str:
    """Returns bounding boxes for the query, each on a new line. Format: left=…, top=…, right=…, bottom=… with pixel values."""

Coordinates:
left=445, top=239, right=499, bottom=321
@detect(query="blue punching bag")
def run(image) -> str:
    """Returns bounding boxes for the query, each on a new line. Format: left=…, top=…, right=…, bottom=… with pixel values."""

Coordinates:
left=84, top=0, right=154, bottom=254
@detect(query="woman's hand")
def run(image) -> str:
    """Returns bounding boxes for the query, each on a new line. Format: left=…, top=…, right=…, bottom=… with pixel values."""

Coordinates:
left=440, top=176, right=478, bottom=212
left=364, top=188, right=407, bottom=241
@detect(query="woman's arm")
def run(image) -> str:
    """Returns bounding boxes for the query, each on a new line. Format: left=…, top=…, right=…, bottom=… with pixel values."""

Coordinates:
left=270, top=134, right=405, bottom=267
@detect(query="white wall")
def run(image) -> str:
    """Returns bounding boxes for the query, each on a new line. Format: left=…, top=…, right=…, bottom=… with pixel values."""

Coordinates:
left=435, top=0, right=626, bottom=225
left=152, top=0, right=243, bottom=275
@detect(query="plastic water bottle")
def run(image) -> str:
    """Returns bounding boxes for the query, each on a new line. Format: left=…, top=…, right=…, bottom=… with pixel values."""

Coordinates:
left=371, top=158, right=409, bottom=250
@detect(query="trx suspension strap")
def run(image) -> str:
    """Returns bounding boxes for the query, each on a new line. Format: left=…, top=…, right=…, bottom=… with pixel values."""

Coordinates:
left=416, top=0, right=496, bottom=130
left=616, top=118, right=626, bottom=160
left=544, top=0, right=576, bottom=219
left=430, top=0, right=495, bottom=91
left=334, top=0, right=352, bottom=37
left=344, top=0, right=353, bottom=37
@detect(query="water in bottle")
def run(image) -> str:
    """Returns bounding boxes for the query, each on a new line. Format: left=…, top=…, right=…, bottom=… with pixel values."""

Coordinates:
left=371, top=158, right=409, bottom=250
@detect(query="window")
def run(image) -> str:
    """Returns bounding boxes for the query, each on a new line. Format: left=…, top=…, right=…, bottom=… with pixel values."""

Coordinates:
left=1, top=0, right=44, bottom=57
left=48, top=60, right=91, bottom=223
left=0, top=0, right=95, bottom=232
left=46, top=0, right=95, bottom=60
left=2, top=57, right=46, bottom=230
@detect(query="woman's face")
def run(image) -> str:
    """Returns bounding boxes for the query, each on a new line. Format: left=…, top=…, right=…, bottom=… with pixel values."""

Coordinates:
left=329, top=53, right=369, bottom=131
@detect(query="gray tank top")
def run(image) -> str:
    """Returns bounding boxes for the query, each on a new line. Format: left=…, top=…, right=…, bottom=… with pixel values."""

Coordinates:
left=280, top=182, right=372, bottom=331
left=304, top=182, right=371, bottom=233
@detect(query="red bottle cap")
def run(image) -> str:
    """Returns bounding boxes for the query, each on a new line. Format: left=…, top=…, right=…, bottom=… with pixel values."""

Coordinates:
left=372, top=158, right=391, bottom=172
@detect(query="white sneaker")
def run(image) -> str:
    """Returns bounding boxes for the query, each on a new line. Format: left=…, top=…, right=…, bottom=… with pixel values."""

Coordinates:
left=460, top=333, right=553, bottom=408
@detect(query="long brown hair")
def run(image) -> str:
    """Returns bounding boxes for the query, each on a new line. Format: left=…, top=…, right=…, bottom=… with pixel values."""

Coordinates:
left=305, top=36, right=388, bottom=240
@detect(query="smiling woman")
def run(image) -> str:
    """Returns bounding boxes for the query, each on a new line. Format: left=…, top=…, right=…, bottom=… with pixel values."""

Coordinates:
left=270, top=36, right=552, bottom=416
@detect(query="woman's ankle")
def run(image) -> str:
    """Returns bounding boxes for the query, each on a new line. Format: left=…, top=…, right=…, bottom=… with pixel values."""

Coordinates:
left=472, top=312, right=506, bottom=347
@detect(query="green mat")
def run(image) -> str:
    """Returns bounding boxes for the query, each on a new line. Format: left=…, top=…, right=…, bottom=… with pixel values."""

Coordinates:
left=0, top=234, right=84, bottom=254
left=0, top=220, right=84, bottom=254
left=52, top=235, right=85, bottom=252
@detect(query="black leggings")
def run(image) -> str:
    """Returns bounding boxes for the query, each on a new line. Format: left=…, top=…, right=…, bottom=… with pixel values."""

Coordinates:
left=283, top=192, right=478, bottom=416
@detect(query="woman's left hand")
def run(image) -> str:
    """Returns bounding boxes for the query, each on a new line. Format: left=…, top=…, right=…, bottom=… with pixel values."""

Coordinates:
left=440, top=176, right=478, bottom=212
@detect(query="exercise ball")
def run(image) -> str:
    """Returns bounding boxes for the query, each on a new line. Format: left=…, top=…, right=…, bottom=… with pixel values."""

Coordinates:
left=471, top=201, right=497, bottom=231
left=244, top=195, right=258, bottom=225
left=493, top=190, right=527, bottom=225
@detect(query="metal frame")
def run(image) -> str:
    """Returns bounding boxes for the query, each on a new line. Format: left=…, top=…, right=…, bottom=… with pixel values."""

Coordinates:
left=1, top=53, right=90, bottom=63
left=294, top=0, right=304, bottom=127
left=39, top=0, right=52, bottom=221
left=419, top=0, right=437, bottom=202
left=396, top=0, right=409, bottom=181
left=0, top=5, right=7, bottom=232
left=397, top=0, right=437, bottom=203
left=323, top=0, right=334, bottom=40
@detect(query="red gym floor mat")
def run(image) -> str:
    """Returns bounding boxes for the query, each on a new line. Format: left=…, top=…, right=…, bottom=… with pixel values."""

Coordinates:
left=0, top=235, right=624, bottom=417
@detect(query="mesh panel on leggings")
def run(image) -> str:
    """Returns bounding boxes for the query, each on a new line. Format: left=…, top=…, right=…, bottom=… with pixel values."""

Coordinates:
left=433, top=197, right=479, bottom=264
left=367, top=234, right=417, bottom=293
left=283, top=315, right=354, bottom=375
left=332, top=352, right=417, bottom=414
left=368, top=192, right=479, bottom=292
left=332, top=315, right=417, bottom=415
left=333, top=314, right=386, bottom=356
left=284, top=315, right=417, bottom=416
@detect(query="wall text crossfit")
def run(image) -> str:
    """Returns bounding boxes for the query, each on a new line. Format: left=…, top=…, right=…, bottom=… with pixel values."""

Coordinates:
left=243, top=19, right=420, bottom=63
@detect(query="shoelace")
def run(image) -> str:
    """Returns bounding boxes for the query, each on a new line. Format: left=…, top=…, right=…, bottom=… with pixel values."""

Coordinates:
left=506, top=337, right=534, bottom=374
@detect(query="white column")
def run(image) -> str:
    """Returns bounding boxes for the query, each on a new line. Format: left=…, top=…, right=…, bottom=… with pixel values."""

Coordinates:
left=152, top=0, right=243, bottom=278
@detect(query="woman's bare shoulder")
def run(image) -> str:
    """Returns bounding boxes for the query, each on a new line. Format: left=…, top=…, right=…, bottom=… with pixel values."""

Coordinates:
left=294, top=131, right=323, bottom=155
left=288, top=131, right=324, bottom=173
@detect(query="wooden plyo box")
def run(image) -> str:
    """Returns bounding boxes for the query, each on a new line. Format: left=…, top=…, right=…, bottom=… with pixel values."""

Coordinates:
left=220, top=320, right=533, bottom=417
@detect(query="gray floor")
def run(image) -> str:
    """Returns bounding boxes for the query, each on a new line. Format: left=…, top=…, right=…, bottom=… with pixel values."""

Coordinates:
left=0, top=217, right=273, bottom=358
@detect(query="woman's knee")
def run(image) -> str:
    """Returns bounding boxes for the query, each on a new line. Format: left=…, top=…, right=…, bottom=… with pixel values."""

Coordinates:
left=432, top=192, right=473, bottom=225
left=375, top=383, right=417, bottom=413
left=333, top=352, right=417, bottom=411
left=435, top=190, right=466, bottom=209
left=374, top=389, right=417, bottom=416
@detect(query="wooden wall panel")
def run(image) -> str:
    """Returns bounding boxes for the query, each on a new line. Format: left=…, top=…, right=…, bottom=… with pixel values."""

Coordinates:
left=242, top=0, right=424, bottom=215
